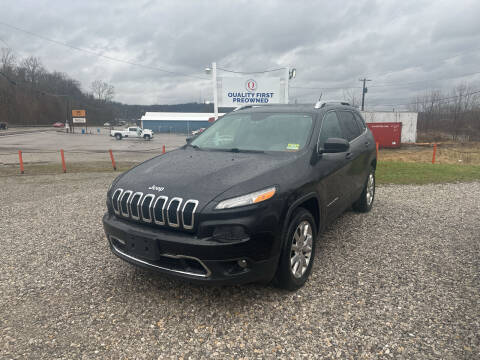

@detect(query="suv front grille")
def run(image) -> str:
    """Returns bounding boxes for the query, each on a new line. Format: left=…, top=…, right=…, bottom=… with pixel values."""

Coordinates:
left=112, top=188, right=199, bottom=231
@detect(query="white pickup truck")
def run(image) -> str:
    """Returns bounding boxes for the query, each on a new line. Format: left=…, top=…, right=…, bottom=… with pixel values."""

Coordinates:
left=110, top=127, right=154, bottom=140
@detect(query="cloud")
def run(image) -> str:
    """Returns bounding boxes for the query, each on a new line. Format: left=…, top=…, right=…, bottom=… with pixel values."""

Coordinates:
left=1, top=0, right=479, bottom=108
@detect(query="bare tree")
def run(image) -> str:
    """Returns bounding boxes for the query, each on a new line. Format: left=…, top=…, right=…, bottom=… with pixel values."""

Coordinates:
left=21, top=56, right=45, bottom=85
left=1, top=47, right=16, bottom=75
left=412, top=83, right=480, bottom=140
left=91, top=80, right=115, bottom=102
left=343, top=88, right=359, bottom=107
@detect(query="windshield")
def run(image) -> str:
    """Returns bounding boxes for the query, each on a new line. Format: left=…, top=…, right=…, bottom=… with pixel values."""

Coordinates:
left=190, top=112, right=313, bottom=152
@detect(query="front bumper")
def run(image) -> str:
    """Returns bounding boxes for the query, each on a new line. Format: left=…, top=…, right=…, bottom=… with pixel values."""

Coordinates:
left=103, top=213, right=280, bottom=285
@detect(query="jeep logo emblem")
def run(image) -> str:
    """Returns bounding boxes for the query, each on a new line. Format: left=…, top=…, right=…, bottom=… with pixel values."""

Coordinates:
left=148, top=185, right=165, bottom=192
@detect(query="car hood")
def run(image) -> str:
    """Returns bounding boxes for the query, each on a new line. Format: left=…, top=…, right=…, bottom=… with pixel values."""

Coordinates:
left=113, top=148, right=298, bottom=207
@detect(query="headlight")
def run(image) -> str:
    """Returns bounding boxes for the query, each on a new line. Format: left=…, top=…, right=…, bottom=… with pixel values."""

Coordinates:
left=215, top=186, right=276, bottom=210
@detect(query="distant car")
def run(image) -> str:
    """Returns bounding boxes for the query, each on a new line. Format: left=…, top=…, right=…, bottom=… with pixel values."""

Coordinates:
left=191, top=128, right=206, bottom=136
left=0, top=122, right=7, bottom=130
left=104, top=122, right=111, bottom=127
left=53, top=122, right=65, bottom=128
left=110, top=126, right=154, bottom=140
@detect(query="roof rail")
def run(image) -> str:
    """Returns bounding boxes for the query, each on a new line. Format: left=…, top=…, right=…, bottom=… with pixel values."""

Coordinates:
left=232, top=105, right=267, bottom=112
left=314, top=100, right=350, bottom=109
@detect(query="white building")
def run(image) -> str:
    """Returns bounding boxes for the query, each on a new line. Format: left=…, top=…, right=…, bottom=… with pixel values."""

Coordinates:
left=140, top=112, right=225, bottom=133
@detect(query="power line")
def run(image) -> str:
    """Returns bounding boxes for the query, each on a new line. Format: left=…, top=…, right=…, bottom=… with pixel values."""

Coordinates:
left=216, top=67, right=286, bottom=74
left=0, top=36, right=10, bottom=47
left=369, top=89, right=480, bottom=107
left=291, top=85, right=362, bottom=90
left=290, top=69, right=480, bottom=93
left=370, top=70, right=480, bottom=88
left=365, top=46, right=480, bottom=82
left=0, top=21, right=208, bottom=80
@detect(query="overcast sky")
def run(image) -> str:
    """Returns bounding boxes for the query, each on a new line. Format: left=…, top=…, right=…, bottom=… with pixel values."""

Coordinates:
left=1, top=0, right=479, bottom=109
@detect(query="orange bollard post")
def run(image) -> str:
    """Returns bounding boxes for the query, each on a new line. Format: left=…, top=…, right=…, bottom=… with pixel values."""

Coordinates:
left=376, top=142, right=379, bottom=160
left=162, top=145, right=166, bottom=154
left=432, top=143, right=437, bottom=164
left=109, top=149, right=117, bottom=171
left=18, top=150, right=24, bottom=174
left=60, top=149, right=66, bottom=173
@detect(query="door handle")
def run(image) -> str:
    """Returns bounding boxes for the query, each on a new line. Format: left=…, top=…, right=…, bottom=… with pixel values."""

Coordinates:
left=345, top=152, right=353, bottom=159
left=364, top=141, right=370, bottom=147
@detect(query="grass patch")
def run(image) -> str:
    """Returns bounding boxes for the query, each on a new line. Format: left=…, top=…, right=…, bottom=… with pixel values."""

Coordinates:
left=379, top=142, right=480, bottom=165
left=376, top=161, right=480, bottom=184
left=3, top=159, right=480, bottom=185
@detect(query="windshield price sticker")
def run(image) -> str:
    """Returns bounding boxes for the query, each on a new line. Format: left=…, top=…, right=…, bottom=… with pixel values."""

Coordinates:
left=287, top=144, right=300, bottom=150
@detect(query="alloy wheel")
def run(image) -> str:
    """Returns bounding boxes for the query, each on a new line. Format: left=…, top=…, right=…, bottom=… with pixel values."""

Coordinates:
left=366, top=172, right=375, bottom=206
left=290, top=220, right=313, bottom=278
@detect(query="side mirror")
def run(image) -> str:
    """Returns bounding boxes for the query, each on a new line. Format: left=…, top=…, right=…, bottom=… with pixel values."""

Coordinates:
left=321, top=138, right=350, bottom=153
left=186, top=137, right=193, bottom=143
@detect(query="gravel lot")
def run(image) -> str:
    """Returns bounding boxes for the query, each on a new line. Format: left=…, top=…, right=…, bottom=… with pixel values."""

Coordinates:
left=1, top=174, right=479, bottom=359
left=0, top=131, right=186, bottom=167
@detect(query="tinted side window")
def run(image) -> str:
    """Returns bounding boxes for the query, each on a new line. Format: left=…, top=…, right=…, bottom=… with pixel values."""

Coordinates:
left=337, top=111, right=361, bottom=141
left=318, top=112, right=344, bottom=149
left=354, top=113, right=366, bottom=131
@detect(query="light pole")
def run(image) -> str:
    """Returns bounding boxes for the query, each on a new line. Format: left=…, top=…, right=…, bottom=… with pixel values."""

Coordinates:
left=285, top=68, right=296, bottom=104
left=205, top=62, right=218, bottom=120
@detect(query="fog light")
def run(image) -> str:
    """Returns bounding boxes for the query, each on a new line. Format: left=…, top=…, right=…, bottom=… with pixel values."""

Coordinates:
left=237, top=259, right=248, bottom=268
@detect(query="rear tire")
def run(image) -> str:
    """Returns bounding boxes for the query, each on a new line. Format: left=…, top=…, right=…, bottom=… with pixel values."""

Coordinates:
left=353, top=166, right=375, bottom=212
left=274, top=208, right=317, bottom=291
left=115, top=133, right=122, bottom=140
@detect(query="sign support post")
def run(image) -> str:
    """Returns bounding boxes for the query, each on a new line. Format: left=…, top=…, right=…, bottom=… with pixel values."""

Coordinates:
left=285, top=67, right=290, bottom=104
left=212, top=62, right=218, bottom=120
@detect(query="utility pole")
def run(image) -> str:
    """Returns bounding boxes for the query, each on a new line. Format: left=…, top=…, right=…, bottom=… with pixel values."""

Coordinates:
left=205, top=62, right=218, bottom=120
left=285, top=68, right=296, bottom=104
left=212, top=62, right=218, bottom=120
left=359, top=78, right=372, bottom=111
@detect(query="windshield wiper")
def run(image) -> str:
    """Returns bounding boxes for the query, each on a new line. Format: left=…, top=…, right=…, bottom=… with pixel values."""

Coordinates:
left=227, top=148, right=264, bottom=153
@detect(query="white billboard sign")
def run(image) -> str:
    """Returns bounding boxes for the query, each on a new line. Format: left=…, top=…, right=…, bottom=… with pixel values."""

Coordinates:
left=72, top=117, right=86, bottom=124
left=218, top=77, right=285, bottom=107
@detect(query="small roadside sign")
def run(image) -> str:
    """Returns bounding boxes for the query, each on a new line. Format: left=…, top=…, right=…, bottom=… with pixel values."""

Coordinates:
left=72, top=110, right=86, bottom=117
left=73, top=118, right=86, bottom=124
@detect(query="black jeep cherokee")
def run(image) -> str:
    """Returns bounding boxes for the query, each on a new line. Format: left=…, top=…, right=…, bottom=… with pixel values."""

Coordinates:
left=103, top=102, right=376, bottom=290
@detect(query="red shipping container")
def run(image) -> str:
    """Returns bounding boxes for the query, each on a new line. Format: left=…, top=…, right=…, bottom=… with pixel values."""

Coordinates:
left=367, top=122, right=402, bottom=148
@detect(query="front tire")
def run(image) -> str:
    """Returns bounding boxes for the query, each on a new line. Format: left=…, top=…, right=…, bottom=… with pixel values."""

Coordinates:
left=144, top=134, right=151, bottom=140
left=353, top=166, right=375, bottom=212
left=274, top=208, right=317, bottom=291
left=115, top=133, right=122, bottom=140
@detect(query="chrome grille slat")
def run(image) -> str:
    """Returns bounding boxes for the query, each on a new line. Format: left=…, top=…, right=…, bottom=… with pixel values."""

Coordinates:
left=166, top=197, right=183, bottom=228
left=153, top=195, right=168, bottom=225
left=128, top=192, right=143, bottom=220
left=112, top=188, right=123, bottom=215
left=141, top=194, right=155, bottom=223
left=182, top=200, right=199, bottom=230
left=120, top=190, right=133, bottom=217
left=111, top=189, right=198, bottom=230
